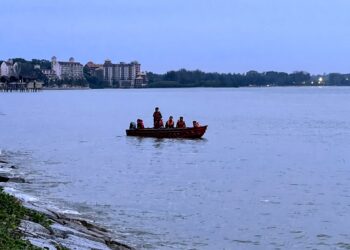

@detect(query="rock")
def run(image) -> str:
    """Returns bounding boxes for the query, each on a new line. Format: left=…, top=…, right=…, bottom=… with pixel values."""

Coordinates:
left=0, top=175, right=9, bottom=182
left=0, top=174, right=25, bottom=183
left=60, top=234, right=113, bottom=250
left=9, top=177, right=25, bottom=183
left=26, top=237, right=58, bottom=250
left=20, top=220, right=51, bottom=237
left=48, top=217, right=134, bottom=250
left=0, top=172, right=25, bottom=183
left=50, top=222, right=106, bottom=244
left=24, top=203, right=59, bottom=220
left=106, top=240, right=134, bottom=250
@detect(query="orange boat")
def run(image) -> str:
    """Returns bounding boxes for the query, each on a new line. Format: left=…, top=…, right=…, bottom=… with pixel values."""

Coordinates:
left=126, top=126, right=208, bottom=139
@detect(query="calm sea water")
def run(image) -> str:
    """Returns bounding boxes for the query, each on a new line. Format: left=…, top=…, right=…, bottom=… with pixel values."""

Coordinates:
left=1, top=87, right=350, bottom=249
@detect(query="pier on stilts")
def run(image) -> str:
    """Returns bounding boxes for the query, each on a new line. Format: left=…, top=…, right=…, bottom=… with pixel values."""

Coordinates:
left=0, top=76, right=43, bottom=92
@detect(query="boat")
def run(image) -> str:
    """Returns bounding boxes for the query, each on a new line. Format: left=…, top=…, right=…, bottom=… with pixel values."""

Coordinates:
left=126, top=126, right=208, bottom=139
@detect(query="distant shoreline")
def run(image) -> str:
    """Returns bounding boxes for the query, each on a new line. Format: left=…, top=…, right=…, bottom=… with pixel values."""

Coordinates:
left=45, top=85, right=341, bottom=90
left=43, top=86, right=90, bottom=90
left=2, top=84, right=349, bottom=92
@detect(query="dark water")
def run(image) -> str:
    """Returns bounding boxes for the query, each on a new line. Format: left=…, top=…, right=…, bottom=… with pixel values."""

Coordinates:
left=1, top=87, right=350, bottom=249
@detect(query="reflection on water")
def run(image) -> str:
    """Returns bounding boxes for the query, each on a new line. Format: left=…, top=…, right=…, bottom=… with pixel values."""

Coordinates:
left=152, top=138, right=164, bottom=149
left=1, top=87, right=350, bottom=249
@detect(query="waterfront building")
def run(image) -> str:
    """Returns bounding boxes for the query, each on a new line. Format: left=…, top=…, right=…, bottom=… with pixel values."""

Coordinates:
left=85, top=61, right=103, bottom=73
left=12, top=62, right=21, bottom=77
left=51, top=56, right=84, bottom=80
left=135, top=72, right=148, bottom=88
left=85, top=59, right=147, bottom=88
left=0, top=60, right=14, bottom=77
left=41, top=69, right=58, bottom=82
left=85, top=61, right=104, bottom=80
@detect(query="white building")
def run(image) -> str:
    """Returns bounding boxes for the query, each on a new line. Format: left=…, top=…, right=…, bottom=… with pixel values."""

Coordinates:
left=0, top=60, right=14, bottom=77
left=41, top=69, right=57, bottom=81
left=51, top=56, right=84, bottom=80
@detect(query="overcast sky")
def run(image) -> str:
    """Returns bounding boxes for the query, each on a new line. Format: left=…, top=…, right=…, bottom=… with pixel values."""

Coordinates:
left=1, top=0, right=350, bottom=74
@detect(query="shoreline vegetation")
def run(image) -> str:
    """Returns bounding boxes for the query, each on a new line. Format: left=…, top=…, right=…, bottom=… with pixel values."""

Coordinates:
left=0, top=188, right=56, bottom=250
left=2, top=58, right=350, bottom=89
left=0, top=153, right=133, bottom=250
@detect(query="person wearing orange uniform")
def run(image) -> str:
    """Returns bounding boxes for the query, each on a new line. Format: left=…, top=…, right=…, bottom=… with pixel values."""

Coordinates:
left=159, top=119, right=164, bottom=128
left=153, top=107, right=162, bottom=128
left=137, top=119, right=144, bottom=129
left=176, top=116, right=186, bottom=128
left=165, top=116, right=175, bottom=128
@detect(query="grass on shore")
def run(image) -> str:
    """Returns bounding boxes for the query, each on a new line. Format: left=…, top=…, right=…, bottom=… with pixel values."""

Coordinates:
left=0, top=187, right=54, bottom=250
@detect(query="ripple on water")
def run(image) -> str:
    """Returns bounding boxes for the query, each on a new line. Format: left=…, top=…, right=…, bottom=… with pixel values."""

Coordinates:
left=317, top=234, right=332, bottom=239
left=336, top=242, right=350, bottom=249
left=233, top=239, right=260, bottom=246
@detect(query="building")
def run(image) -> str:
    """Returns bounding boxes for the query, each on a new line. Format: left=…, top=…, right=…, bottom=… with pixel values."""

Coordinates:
left=134, top=72, right=148, bottom=88
left=0, top=60, right=14, bottom=77
left=85, top=61, right=104, bottom=80
left=85, top=61, right=103, bottom=73
left=41, top=69, right=58, bottom=82
left=51, top=56, right=84, bottom=80
left=86, top=59, right=146, bottom=88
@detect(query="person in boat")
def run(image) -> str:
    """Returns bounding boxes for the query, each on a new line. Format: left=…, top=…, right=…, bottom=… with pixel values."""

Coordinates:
left=153, top=107, right=162, bottom=128
left=165, top=116, right=175, bottom=128
left=176, top=116, right=186, bottom=128
left=193, top=121, right=200, bottom=128
left=159, top=119, right=164, bottom=128
left=137, top=119, right=144, bottom=129
left=129, top=122, right=136, bottom=129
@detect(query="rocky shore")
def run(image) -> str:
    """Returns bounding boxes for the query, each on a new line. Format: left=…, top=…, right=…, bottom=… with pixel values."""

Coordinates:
left=0, top=153, right=134, bottom=250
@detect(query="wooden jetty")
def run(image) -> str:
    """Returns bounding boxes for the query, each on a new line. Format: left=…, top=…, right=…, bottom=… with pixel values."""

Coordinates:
left=0, top=81, right=43, bottom=92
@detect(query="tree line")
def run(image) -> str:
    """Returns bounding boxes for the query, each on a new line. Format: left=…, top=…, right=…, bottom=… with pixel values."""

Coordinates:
left=147, top=69, right=350, bottom=88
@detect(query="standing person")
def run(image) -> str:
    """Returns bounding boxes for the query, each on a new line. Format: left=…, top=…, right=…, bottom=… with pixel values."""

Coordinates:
left=159, top=119, right=164, bottom=128
left=176, top=116, right=186, bottom=128
left=153, top=107, right=162, bottom=128
left=165, top=116, right=175, bottom=128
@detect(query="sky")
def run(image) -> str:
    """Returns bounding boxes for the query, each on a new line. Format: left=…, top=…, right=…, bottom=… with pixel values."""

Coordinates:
left=1, top=0, right=350, bottom=74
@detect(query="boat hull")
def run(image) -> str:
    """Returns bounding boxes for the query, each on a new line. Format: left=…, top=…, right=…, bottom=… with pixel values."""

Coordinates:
left=126, top=126, right=207, bottom=139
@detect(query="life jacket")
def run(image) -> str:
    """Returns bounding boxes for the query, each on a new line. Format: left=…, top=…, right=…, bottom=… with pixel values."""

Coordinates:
left=153, top=111, right=162, bottom=122
left=137, top=119, right=144, bottom=129
left=166, top=119, right=174, bottom=128
left=154, top=119, right=164, bottom=129
left=176, top=120, right=186, bottom=128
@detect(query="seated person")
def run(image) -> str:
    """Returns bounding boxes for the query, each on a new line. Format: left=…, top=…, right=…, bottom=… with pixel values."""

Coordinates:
left=166, top=116, right=175, bottom=128
left=129, top=122, right=136, bottom=129
left=176, top=116, right=186, bottom=128
left=193, top=121, right=200, bottom=128
left=137, top=119, right=144, bottom=129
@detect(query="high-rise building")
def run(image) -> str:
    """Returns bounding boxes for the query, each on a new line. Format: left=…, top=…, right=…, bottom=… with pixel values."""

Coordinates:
left=51, top=56, right=84, bottom=80
left=85, top=60, right=147, bottom=88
